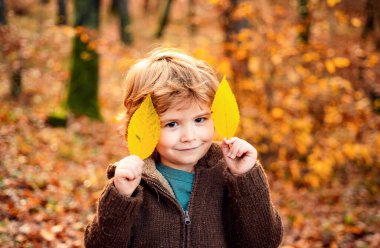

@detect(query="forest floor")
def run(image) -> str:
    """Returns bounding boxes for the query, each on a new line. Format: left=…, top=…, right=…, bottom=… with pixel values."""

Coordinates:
left=1, top=1, right=380, bottom=247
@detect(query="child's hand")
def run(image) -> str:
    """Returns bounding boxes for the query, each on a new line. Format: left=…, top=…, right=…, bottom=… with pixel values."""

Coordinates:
left=114, top=155, right=143, bottom=197
left=221, top=137, right=257, bottom=176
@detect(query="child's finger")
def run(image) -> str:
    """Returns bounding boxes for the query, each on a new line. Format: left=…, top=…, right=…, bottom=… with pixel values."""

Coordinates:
left=220, top=141, right=231, bottom=158
left=116, top=168, right=136, bottom=181
left=129, top=155, right=144, bottom=164
left=236, top=144, right=247, bottom=157
left=222, top=137, right=238, bottom=156
left=223, top=137, right=238, bottom=145
left=238, top=140, right=252, bottom=155
left=228, top=141, right=244, bottom=159
left=227, top=138, right=241, bottom=152
left=116, top=158, right=141, bottom=173
left=129, top=162, right=143, bottom=179
left=118, top=156, right=142, bottom=168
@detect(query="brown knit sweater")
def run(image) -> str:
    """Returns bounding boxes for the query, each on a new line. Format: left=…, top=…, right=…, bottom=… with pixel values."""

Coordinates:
left=85, top=143, right=283, bottom=248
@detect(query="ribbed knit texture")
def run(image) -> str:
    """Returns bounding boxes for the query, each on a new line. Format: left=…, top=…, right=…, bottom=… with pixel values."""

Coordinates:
left=85, top=143, right=283, bottom=248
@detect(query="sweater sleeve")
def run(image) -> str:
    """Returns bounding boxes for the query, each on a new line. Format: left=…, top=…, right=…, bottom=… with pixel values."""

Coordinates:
left=84, top=179, right=143, bottom=248
left=224, top=161, right=283, bottom=248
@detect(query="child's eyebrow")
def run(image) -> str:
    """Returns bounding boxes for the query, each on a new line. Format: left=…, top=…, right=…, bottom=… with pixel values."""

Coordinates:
left=194, top=111, right=211, bottom=117
left=160, top=117, right=178, bottom=123
left=160, top=111, right=211, bottom=123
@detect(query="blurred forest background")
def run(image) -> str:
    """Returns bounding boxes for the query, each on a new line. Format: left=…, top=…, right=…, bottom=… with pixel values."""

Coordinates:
left=0, top=0, right=380, bottom=247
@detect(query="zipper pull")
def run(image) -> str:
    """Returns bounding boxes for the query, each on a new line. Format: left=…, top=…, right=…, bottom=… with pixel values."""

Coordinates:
left=184, top=210, right=191, bottom=225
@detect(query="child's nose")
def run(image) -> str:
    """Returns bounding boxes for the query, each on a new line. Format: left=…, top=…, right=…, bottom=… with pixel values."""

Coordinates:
left=180, top=125, right=196, bottom=142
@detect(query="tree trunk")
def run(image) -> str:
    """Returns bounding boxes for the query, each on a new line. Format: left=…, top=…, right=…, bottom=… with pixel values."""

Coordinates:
left=298, top=0, right=310, bottom=44
left=362, top=0, right=380, bottom=50
left=66, top=0, right=101, bottom=120
left=57, top=0, right=67, bottom=25
left=11, top=64, right=22, bottom=99
left=188, top=0, right=196, bottom=34
left=0, top=0, right=6, bottom=25
left=221, top=0, right=251, bottom=92
left=74, top=0, right=100, bottom=28
left=0, top=2, right=23, bottom=99
left=117, top=0, right=132, bottom=45
left=110, top=0, right=132, bottom=44
left=155, top=0, right=173, bottom=38
left=143, top=0, right=150, bottom=13
left=111, top=0, right=118, bottom=13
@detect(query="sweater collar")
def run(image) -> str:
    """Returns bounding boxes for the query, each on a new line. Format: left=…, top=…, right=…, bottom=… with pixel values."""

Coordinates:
left=142, top=142, right=225, bottom=197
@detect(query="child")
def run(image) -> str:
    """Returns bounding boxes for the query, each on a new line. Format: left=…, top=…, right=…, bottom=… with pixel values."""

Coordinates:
left=85, top=49, right=283, bottom=247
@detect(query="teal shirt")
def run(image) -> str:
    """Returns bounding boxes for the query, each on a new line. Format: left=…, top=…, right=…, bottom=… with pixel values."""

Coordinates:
left=156, top=163, right=194, bottom=210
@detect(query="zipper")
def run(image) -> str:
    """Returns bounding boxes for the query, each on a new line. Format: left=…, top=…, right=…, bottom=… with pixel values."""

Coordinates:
left=183, top=167, right=201, bottom=248
left=144, top=177, right=192, bottom=225
left=143, top=168, right=200, bottom=248
left=184, top=210, right=191, bottom=248
left=184, top=210, right=191, bottom=225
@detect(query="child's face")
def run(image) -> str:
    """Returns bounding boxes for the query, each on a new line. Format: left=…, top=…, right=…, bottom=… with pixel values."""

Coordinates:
left=156, top=100, right=214, bottom=172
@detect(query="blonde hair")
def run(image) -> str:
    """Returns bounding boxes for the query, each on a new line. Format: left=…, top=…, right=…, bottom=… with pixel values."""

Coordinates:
left=123, top=48, right=219, bottom=136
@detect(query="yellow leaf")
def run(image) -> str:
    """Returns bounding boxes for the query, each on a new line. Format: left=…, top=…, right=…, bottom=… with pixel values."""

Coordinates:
left=208, top=0, right=220, bottom=4
left=334, top=10, right=348, bottom=24
left=325, top=59, right=336, bottom=74
left=127, top=95, right=160, bottom=159
left=332, top=57, right=350, bottom=68
left=327, top=0, right=341, bottom=7
left=80, top=52, right=92, bottom=61
left=88, top=41, right=97, bottom=51
left=289, top=161, right=300, bottom=180
left=302, top=52, right=320, bottom=62
left=295, top=64, right=309, bottom=77
left=271, top=108, right=284, bottom=119
left=342, top=143, right=356, bottom=160
left=80, top=32, right=89, bottom=43
left=304, top=174, right=320, bottom=188
left=312, top=160, right=332, bottom=178
left=351, top=17, right=362, bottom=28
left=211, top=76, right=240, bottom=138
left=366, top=54, right=379, bottom=67
left=248, top=56, right=260, bottom=73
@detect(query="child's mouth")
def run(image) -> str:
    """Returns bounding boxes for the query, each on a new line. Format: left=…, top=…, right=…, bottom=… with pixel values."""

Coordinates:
left=176, top=145, right=201, bottom=151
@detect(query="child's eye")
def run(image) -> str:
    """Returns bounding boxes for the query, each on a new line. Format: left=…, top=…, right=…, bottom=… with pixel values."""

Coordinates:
left=195, top=117, right=206, bottom=123
left=165, top=122, right=178, bottom=128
